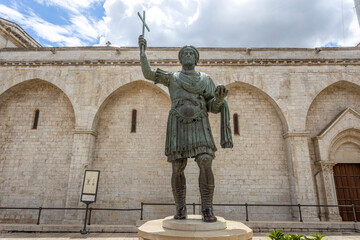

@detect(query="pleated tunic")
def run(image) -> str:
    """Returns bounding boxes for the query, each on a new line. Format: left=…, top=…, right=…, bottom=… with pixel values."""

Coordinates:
left=155, top=70, right=225, bottom=162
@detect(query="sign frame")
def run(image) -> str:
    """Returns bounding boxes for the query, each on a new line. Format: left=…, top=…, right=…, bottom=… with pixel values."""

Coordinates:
left=80, top=170, right=100, bottom=204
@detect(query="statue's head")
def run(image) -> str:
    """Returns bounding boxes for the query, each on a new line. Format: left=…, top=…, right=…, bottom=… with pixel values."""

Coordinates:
left=178, top=45, right=199, bottom=66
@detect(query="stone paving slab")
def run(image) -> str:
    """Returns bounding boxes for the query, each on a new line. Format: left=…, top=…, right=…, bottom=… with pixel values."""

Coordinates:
left=1, top=233, right=360, bottom=240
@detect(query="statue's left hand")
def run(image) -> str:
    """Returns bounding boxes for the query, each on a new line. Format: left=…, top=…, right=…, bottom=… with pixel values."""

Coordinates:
left=215, top=84, right=228, bottom=102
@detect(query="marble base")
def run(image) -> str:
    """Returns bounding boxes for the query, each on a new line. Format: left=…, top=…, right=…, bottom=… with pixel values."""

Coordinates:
left=138, top=215, right=253, bottom=240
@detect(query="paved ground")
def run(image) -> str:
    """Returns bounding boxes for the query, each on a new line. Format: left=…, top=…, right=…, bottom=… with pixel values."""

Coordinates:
left=1, top=233, right=360, bottom=239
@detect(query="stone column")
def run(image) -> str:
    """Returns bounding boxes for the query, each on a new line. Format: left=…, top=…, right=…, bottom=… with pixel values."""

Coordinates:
left=316, top=161, right=342, bottom=221
left=284, top=131, right=319, bottom=221
left=63, top=129, right=97, bottom=223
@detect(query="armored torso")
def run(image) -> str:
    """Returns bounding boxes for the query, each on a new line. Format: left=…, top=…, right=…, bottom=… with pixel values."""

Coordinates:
left=169, top=73, right=208, bottom=123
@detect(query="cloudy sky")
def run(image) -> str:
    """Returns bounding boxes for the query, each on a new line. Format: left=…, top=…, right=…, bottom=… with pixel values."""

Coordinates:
left=0, top=0, right=359, bottom=48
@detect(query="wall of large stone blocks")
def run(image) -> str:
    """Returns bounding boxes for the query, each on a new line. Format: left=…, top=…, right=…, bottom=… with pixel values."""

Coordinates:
left=306, top=81, right=360, bottom=139
left=0, top=80, right=75, bottom=224
left=91, top=81, right=174, bottom=224
left=210, top=83, right=291, bottom=221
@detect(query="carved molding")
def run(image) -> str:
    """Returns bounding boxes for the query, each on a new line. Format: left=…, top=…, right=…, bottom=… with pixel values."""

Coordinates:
left=283, top=131, right=310, bottom=139
left=313, top=108, right=360, bottom=141
left=316, top=161, right=336, bottom=174
left=72, top=129, right=98, bottom=137
left=1, top=58, right=360, bottom=67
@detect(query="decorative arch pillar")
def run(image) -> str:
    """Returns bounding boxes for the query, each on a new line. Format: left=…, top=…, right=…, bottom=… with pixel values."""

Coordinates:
left=315, top=161, right=342, bottom=221
left=283, top=131, right=319, bottom=221
left=63, top=128, right=97, bottom=223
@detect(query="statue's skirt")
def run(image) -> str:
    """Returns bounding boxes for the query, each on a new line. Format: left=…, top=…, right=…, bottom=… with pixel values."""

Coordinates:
left=165, top=112, right=217, bottom=162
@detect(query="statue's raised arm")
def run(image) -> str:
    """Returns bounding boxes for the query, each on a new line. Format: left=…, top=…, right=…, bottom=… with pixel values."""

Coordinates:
left=138, top=35, right=156, bottom=81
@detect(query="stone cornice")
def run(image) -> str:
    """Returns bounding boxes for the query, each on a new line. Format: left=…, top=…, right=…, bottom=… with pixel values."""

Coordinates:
left=1, top=58, right=360, bottom=67
left=0, top=18, right=41, bottom=48
left=283, top=131, right=310, bottom=139
left=72, top=129, right=98, bottom=137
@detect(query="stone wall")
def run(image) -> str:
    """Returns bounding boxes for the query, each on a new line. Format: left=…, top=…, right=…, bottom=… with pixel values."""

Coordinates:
left=0, top=46, right=359, bottom=223
left=0, top=80, right=75, bottom=223
left=92, top=81, right=172, bottom=224
left=211, top=83, right=291, bottom=221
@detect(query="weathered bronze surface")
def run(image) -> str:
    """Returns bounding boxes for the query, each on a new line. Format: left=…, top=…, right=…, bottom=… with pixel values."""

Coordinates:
left=138, top=34, right=233, bottom=222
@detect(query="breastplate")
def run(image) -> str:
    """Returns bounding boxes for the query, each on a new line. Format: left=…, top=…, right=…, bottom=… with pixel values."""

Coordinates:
left=171, top=96, right=207, bottom=123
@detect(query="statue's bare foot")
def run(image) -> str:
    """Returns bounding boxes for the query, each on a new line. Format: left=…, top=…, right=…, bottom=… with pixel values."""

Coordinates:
left=174, top=206, right=187, bottom=220
left=202, top=208, right=217, bottom=222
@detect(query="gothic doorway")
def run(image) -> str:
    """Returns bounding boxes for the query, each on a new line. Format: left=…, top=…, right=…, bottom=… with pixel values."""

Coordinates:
left=333, top=164, right=360, bottom=221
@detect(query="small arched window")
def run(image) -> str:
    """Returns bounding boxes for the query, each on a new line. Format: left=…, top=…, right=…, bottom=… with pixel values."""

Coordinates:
left=33, top=109, right=40, bottom=129
left=233, top=113, right=239, bottom=135
left=131, top=109, right=137, bottom=133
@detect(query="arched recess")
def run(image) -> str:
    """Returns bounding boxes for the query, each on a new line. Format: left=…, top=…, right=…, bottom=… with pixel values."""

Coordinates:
left=0, top=79, right=75, bottom=223
left=91, top=80, right=174, bottom=224
left=91, top=80, right=169, bottom=131
left=307, top=80, right=360, bottom=168
left=226, top=81, right=288, bottom=133
left=329, top=128, right=360, bottom=163
left=306, top=80, right=360, bottom=221
left=209, top=81, right=291, bottom=221
left=306, top=80, right=360, bottom=139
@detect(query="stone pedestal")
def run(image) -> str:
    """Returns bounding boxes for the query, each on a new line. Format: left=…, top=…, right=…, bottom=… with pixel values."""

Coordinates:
left=138, top=215, right=253, bottom=240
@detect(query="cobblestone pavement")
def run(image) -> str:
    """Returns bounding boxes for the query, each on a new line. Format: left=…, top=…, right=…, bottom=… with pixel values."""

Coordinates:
left=1, top=233, right=360, bottom=240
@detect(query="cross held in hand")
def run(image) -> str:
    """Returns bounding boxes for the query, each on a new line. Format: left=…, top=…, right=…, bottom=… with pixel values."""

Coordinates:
left=138, top=11, right=150, bottom=37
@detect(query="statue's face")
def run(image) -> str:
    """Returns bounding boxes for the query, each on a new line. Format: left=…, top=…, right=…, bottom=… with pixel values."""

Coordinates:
left=180, top=48, right=197, bottom=66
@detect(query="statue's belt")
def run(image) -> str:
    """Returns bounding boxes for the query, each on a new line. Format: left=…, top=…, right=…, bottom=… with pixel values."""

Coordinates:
left=170, top=106, right=208, bottom=124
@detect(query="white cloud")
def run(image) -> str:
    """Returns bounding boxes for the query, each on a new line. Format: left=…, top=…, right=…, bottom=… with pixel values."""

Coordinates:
left=100, top=0, right=360, bottom=48
left=101, top=0, right=201, bottom=47
left=0, top=5, right=24, bottom=20
left=35, top=0, right=101, bottom=14
left=0, top=4, right=101, bottom=46
left=1, top=0, right=360, bottom=48
left=70, top=15, right=100, bottom=41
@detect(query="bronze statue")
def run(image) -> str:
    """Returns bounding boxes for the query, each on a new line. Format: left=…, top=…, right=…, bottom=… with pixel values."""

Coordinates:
left=138, top=29, right=233, bottom=222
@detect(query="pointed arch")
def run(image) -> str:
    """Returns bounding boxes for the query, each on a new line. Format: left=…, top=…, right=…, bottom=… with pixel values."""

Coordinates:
left=329, top=128, right=360, bottom=163
left=226, top=81, right=288, bottom=133
left=306, top=80, right=360, bottom=137
left=0, top=78, right=76, bottom=122
left=91, top=80, right=170, bottom=131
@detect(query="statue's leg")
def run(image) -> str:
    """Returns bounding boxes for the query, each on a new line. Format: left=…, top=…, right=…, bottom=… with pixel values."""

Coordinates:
left=196, top=153, right=217, bottom=222
left=171, top=158, right=187, bottom=220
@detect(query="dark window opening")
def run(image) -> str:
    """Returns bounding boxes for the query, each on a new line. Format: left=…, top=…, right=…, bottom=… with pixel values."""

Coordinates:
left=131, top=109, right=137, bottom=133
left=33, top=109, right=40, bottom=129
left=233, top=113, right=239, bottom=135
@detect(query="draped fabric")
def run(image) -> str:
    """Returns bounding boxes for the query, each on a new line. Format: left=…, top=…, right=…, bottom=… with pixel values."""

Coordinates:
left=220, top=100, right=233, bottom=148
left=165, top=111, right=217, bottom=161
